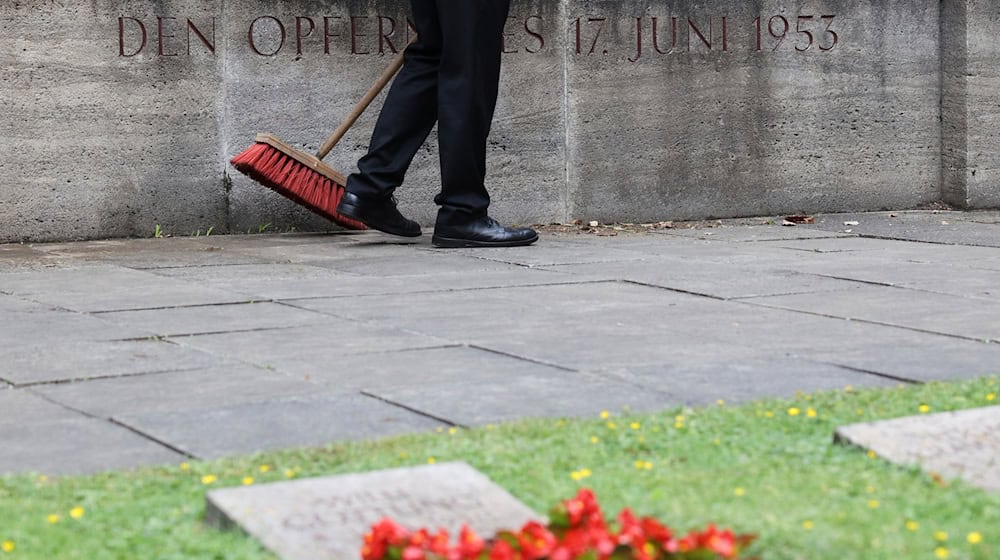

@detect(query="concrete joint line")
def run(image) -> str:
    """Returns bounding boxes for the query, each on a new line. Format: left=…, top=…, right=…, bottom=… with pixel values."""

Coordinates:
left=810, top=360, right=922, bottom=386
left=358, top=391, right=461, bottom=429
left=25, top=388, right=198, bottom=459
left=11, top=365, right=213, bottom=389
left=109, top=417, right=198, bottom=460
left=90, top=299, right=276, bottom=315
left=732, top=299, right=999, bottom=345
left=467, top=344, right=579, bottom=373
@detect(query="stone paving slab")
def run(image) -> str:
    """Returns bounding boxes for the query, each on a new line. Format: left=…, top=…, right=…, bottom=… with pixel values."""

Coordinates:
left=608, top=359, right=901, bottom=407
left=0, top=418, right=185, bottom=475
left=659, top=225, right=848, bottom=243
left=115, top=395, right=446, bottom=460
left=802, top=339, right=1000, bottom=383
left=444, top=241, right=649, bottom=267
left=836, top=406, right=1000, bottom=492
left=746, top=285, right=1000, bottom=342
left=205, top=462, right=542, bottom=560
left=32, top=237, right=273, bottom=269
left=0, top=339, right=225, bottom=387
left=0, top=305, right=148, bottom=348
left=789, top=260, right=1000, bottom=302
left=540, top=258, right=862, bottom=300
left=0, top=390, right=183, bottom=475
left=302, top=251, right=525, bottom=276
left=151, top=263, right=580, bottom=301
left=96, top=302, right=329, bottom=337
left=0, top=389, right=89, bottom=425
left=802, top=212, right=1000, bottom=247
left=0, top=266, right=251, bottom=312
left=363, top=350, right=670, bottom=426
left=32, top=365, right=327, bottom=418
left=168, top=324, right=448, bottom=378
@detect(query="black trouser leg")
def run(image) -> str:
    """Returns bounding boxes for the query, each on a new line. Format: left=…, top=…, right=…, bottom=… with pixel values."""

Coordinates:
left=433, top=0, right=511, bottom=223
left=347, top=0, right=511, bottom=223
left=346, top=0, right=442, bottom=198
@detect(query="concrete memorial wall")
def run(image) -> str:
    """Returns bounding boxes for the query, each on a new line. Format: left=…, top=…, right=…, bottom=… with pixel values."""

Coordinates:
left=1, top=1, right=997, bottom=242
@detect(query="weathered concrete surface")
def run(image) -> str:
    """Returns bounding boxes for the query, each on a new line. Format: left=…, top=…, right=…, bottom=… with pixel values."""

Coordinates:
left=836, top=406, right=1000, bottom=492
left=1, top=1, right=226, bottom=242
left=3, top=2, right=999, bottom=243
left=0, top=211, right=999, bottom=475
left=566, top=0, right=941, bottom=222
left=942, top=0, right=1000, bottom=209
left=205, top=463, right=542, bottom=560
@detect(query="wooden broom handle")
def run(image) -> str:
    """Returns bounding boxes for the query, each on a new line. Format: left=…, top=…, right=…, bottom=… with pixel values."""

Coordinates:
left=316, top=37, right=415, bottom=160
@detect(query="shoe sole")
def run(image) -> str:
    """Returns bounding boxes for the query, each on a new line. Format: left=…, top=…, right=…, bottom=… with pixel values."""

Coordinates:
left=337, top=202, right=422, bottom=238
left=431, top=234, right=540, bottom=248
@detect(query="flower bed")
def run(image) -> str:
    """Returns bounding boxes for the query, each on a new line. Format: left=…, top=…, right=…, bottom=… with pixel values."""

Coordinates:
left=362, top=489, right=756, bottom=560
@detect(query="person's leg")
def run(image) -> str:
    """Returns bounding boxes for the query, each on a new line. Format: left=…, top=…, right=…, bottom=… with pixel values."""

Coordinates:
left=431, top=0, right=511, bottom=223
left=429, top=0, right=537, bottom=248
left=346, top=0, right=442, bottom=199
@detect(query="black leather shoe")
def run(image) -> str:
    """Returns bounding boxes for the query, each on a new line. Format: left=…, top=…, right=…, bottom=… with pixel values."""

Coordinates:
left=432, top=216, right=539, bottom=248
left=336, top=192, right=422, bottom=238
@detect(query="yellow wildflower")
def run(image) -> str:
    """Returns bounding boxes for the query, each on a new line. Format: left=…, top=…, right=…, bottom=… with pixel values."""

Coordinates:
left=607, top=421, right=617, bottom=430
left=448, top=427, right=458, bottom=435
left=630, top=422, right=641, bottom=430
left=716, top=399, right=725, bottom=406
left=905, top=520, right=919, bottom=532
left=788, top=407, right=801, bottom=417
left=242, top=477, right=255, bottom=486
left=802, top=520, right=815, bottom=530
left=919, top=404, right=931, bottom=414
left=934, top=547, right=949, bottom=559
left=259, top=465, right=271, bottom=473
left=590, top=436, right=599, bottom=444
left=284, top=469, right=296, bottom=479
left=967, top=532, right=982, bottom=544
left=934, top=531, right=949, bottom=542
left=427, top=457, right=437, bottom=465
left=734, top=487, right=746, bottom=497
left=69, top=506, right=84, bottom=519
left=868, top=500, right=879, bottom=509
left=600, top=410, right=610, bottom=419
left=806, top=408, right=817, bottom=418
left=987, top=393, right=996, bottom=402
left=764, top=411, right=775, bottom=418
left=201, top=474, right=217, bottom=485
left=1, top=541, right=13, bottom=553
left=179, top=463, right=190, bottom=471
left=47, top=514, right=60, bottom=524
left=867, top=450, right=878, bottom=459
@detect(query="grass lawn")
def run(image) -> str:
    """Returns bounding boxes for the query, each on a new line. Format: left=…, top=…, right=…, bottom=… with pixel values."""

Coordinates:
left=1, top=377, right=998, bottom=560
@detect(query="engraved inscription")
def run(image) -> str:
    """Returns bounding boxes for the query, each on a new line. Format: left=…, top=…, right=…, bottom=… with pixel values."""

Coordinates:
left=116, top=10, right=840, bottom=61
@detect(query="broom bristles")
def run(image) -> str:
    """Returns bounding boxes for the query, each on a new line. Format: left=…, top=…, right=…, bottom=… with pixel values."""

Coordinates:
left=231, top=142, right=366, bottom=230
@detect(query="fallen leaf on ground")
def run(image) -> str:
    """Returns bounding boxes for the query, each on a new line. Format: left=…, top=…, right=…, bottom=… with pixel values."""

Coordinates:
left=784, top=215, right=816, bottom=224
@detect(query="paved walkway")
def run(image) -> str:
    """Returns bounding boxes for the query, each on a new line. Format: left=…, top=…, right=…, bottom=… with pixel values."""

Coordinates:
left=2, top=210, right=999, bottom=475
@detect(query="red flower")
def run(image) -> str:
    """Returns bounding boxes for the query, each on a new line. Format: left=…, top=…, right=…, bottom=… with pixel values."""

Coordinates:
left=517, top=521, right=557, bottom=559
left=457, top=525, right=486, bottom=559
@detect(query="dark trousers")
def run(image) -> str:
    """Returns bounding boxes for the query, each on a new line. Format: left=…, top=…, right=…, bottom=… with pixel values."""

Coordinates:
left=346, top=0, right=511, bottom=223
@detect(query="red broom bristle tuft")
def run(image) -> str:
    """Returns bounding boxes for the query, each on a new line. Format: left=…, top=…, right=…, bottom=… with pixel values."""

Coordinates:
left=230, top=142, right=365, bottom=230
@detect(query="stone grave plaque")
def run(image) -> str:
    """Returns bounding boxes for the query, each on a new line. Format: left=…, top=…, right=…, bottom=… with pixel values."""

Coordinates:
left=205, top=462, right=543, bottom=560
left=835, top=406, right=1000, bottom=493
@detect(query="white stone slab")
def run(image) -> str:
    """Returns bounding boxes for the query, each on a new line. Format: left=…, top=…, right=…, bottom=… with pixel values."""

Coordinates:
left=836, top=406, right=1000, bottom=492
left=205, top=462, right=542, bottom=560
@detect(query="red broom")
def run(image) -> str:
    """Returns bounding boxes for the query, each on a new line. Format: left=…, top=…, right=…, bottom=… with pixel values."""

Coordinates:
left=230, top=42, right=411, bottom=229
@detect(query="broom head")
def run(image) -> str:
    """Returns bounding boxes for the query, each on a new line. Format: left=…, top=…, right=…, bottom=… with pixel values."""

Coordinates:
left=230, top=133, right=366, bottom=230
